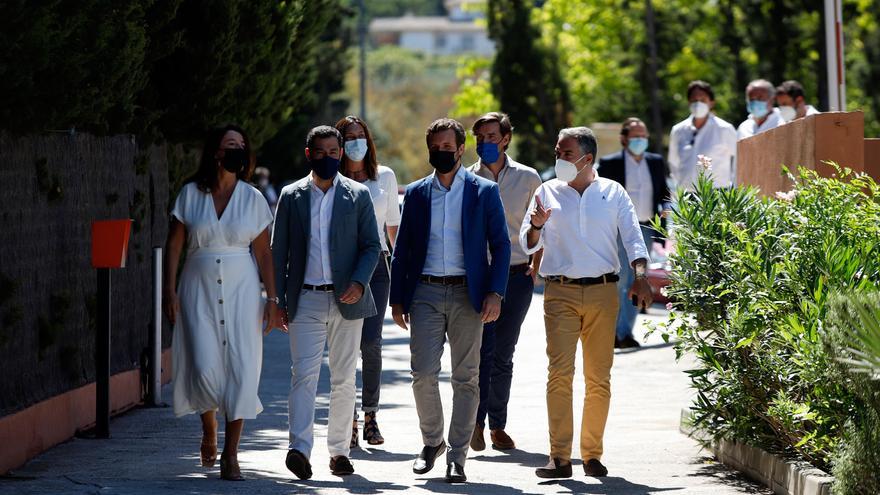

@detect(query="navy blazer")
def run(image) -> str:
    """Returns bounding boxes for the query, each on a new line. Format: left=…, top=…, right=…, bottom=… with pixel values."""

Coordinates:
left=597, top=150, right=671, bottom=217
left=389, top=168, right=511, bottom=314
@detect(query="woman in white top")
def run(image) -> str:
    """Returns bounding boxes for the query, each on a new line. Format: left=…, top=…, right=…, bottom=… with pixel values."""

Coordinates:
left=335, top=115, right=400, bottom=446
left=163, top=125, right=284, bottom=481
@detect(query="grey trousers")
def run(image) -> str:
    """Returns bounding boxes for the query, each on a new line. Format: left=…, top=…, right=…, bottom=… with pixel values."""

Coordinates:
left=409, top=281, right=483, bottom=466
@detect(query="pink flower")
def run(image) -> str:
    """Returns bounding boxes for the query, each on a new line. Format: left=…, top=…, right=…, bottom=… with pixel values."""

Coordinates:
left=697, top=154, right=713, bottom=171
left=774, top=190, right=797, bottom=202
left=666, top=302, right=674, bottom=311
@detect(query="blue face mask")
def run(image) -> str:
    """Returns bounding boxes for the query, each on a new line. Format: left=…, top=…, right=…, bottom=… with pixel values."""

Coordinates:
left=627, top=137, right=649, bottom=156
left=476, top=142, right=501, bottom=164
left=747, top=100, right=770, bottom=119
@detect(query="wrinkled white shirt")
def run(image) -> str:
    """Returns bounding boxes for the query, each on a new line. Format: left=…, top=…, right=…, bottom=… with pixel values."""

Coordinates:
left=737, top=107, right=782, bottom=140
left=423, top=165, right=466, bottom=276
left=519, top=177, right=649, bottom=278
left=303, top=174, right=339, bottom=285
left=668, top=113, right=738, bottom=191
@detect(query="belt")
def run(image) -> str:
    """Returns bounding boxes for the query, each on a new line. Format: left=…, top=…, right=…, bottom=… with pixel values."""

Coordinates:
left=420, top=275, right=467, bottom=286
left=303, top=283, right=335, bottom=292
left=544, top=273, right=618, bottom=286
left=509, top=263, right=530, bottom=274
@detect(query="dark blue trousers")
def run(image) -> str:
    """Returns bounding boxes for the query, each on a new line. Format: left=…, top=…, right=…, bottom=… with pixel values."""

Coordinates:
left=476, top=270, right=534, bottom=430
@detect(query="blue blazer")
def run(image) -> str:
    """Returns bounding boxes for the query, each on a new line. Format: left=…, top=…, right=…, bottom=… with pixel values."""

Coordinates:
left=390, top=168, right=511, bottom=314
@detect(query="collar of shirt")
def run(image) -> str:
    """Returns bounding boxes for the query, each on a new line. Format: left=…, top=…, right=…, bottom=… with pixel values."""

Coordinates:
left=308, top=173, right=340, bottom=194
left=431, top=163, right=466, bottom=191
left=471, top=154, right=508, bottom=181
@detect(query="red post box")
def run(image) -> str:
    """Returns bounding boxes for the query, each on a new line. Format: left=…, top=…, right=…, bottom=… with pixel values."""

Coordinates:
left=91, top=220, right=132, bottom=268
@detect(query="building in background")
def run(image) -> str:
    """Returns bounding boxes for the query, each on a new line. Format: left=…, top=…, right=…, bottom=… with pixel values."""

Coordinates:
left=370, top=0, right=494, bottom=56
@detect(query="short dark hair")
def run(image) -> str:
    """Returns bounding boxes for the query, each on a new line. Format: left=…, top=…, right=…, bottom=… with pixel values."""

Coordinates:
left=776, top=80, right=806, bottom=100
left=306, top=125, right=343, bottom=149
left=686, top=80, right=715, bottom=101
left=187, top=124, right=255, bottom=193
left=472, top=112, right=513, bottom=151
left=620, top=117, right=647, bottom=137
left=426, top=118, right=466, bottom=148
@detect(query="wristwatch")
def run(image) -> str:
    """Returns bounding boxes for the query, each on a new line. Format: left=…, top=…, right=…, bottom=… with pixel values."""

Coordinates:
left=266, top=296, right=280, bottom=305
left=634, top=265, right=647, bottom=279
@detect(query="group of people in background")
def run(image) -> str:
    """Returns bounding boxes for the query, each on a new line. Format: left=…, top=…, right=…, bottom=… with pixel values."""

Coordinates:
left=160, top=76, right=821, bottom=484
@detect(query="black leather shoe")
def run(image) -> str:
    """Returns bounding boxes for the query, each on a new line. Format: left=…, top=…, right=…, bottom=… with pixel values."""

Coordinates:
left=535, top=457, right=572, bottom=479
left=584, top=458, right=608, bottom=477
left=445, top=462, right=466, bottom=483
left=616, top=336, right=641, bottom=349
left=412, top=441, right=446, bottom=474
left=330, top=455, right=354, bottom=476
left=285, top=449, right=312, bottom=480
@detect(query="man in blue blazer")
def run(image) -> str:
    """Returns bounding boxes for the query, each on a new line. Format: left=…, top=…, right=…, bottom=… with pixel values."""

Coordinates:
left=596, top=117, right=670, bottom=348
left=272, top=125, right=380, bottom=479
left=390, top=118, right=511, bottom=483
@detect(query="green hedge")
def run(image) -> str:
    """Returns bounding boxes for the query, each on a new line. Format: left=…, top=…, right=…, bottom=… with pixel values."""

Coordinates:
left=659, top=164, right=880, bottom=474
left=0, top=0, right=343, bottom=146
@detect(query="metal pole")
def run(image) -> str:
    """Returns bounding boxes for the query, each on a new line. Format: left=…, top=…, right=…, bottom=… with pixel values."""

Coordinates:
left=358, top=0, right=367, bottom=119
left=95, top=268, right=111, bottom=438
left=824, top=0, right=846, bottom=111
left=147, top=247, right=163, bottom=406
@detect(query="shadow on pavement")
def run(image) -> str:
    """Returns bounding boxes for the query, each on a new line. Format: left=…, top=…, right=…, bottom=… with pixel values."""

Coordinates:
left=413, top=478, right=535, bottom=494
left=281, top=474, right=410, bottom=494
left=470, top=447, right=548, bottom=468
left=687, top=456, right=768, bottom=493
left=538, top=477, right=683, bottom=494
left=349, top=446, right=417, bottom=463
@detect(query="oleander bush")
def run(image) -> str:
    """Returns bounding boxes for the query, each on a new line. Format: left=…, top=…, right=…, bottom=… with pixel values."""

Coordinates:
left=658, top=163, right=880, bottom=475
left=825, top=293, right=880, bottom=494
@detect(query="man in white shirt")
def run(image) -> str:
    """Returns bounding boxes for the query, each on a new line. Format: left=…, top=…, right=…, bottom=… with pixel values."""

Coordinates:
left=737, top=79, right=782, bottom=140
left=668, top=80, right=738, bottom=190
left=272, top=126, right=381, bottom=479
left=775, top=80, right=820, bottom=122
left=521, top=127, right=653, bottom=479
left=467, top=112, right=543, bottom=452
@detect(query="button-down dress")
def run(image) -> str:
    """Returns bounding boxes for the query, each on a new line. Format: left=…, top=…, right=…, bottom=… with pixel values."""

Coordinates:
left=170, top=181, right=273, bottom=420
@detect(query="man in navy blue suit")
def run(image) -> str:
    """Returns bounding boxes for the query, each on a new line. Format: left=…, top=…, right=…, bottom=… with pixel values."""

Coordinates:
left=390, top=118, right=511, bottom=484
left=597, top=117, right=670, bottom=348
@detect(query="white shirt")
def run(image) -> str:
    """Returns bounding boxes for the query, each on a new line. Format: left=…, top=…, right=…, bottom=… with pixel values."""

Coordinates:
left=303, top=174, right=339, bottom=285
left=422, top=165, right=466, bottom=276
left=668, top=113, right=738, bottom=191
left=624, top=151, right=654, bottom=223
left=737, top=107, right=782, bottom=140
left=519, top=177, right=649, bottom=278
left=362, top=165, right=401, bottom=252
left=469, top=155, right=542, bottom=266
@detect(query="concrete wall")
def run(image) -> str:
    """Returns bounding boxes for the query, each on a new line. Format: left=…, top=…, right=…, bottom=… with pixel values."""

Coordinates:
left=736, top=112, right=868, bottom=195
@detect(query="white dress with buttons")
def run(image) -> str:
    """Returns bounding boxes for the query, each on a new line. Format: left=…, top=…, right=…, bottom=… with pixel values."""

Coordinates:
left=170, top=181, right=273, bottom=420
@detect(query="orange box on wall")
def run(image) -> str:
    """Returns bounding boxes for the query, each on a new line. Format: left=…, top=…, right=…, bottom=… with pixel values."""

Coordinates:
left=91, top=219, right=132, bottom=268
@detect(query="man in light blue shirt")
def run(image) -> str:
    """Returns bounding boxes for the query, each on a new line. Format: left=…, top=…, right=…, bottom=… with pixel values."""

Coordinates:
left=390, top=118, right=510, bottom=483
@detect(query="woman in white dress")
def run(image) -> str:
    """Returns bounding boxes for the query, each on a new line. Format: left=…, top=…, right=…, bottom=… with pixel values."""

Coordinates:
left=163, top=125, right=284, bottom=481
left=335, top=116, right=400, bottom=447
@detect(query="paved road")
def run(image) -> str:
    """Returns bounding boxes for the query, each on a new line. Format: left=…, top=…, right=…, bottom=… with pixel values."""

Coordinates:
left=0, top=295, right=769, bottom=494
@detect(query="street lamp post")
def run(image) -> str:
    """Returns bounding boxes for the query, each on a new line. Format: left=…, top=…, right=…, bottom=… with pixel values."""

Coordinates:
left=824, top=0, right=846, bottom=111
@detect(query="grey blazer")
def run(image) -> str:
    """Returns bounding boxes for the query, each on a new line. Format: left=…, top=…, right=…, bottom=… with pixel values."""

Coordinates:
left=271, top=174, right=381, bottom=320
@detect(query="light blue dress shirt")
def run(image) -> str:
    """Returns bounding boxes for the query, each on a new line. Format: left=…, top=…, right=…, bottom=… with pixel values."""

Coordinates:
left=422, top=164, right=466, bottom=276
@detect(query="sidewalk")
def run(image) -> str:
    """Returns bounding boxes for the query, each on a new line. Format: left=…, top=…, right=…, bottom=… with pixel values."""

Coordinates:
left=0, top=295, right=769, bottom=494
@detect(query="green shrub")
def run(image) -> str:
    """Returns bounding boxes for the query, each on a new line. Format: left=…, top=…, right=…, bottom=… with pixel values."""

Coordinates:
left=825, top=293, right=880, bottom=494
left=659, top=164, right=880, bottom=470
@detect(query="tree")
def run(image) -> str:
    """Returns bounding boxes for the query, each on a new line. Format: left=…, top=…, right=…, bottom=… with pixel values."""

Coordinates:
left=487, top=0, right=571, bottom=169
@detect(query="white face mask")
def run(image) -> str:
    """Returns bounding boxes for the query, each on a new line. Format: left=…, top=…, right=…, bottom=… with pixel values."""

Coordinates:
left=689, top=101, right=710, bottom=119
left=554, top=154, right=589, bottom=183
left=344, top=138, right=368, bottom=162
left=778, top=105, right=797, bottom=122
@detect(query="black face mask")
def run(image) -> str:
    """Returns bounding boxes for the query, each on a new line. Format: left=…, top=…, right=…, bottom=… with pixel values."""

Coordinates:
left=310, top=155, right=340, bottom=180
left=429, top=150, right=458, bottom=174
left=221, top=148, right=249, bottom=174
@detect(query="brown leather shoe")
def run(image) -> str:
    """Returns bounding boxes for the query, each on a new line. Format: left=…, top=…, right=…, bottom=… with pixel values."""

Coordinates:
left=490, top=429, right=515, bottom=450
left=469, top=425, right=485, bottom=451
left=584, top=458, right=608, bottom=477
